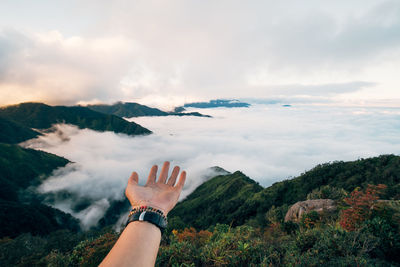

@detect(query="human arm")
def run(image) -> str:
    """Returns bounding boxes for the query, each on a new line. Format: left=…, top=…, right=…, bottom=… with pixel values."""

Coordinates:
left=100, top=161, right=186, bottom=267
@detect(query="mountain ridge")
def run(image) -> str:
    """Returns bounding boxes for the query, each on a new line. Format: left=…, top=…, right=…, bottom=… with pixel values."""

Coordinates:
left=181, top=99, right=250, bottom=109
left=0, top=102, right=151, bottom=141
left=169, top=154, right=400, bottom=229
left=87, top=102, right=211, bottom=118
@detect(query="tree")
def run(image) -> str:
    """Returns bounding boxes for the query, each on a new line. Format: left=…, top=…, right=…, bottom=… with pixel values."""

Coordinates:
left=339, top=184, right=387, bottom=231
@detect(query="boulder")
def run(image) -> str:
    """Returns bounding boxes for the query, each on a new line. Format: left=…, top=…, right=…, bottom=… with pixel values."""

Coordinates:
left=284, top=199, right=336, bottom=222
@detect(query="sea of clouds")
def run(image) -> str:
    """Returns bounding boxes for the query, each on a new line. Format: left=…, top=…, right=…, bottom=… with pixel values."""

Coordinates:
left=22, top=104, right=400, bottom=228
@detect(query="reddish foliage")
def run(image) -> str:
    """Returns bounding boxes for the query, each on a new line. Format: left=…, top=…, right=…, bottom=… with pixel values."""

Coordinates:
left=302, top=217, right=314, bottom=229
left=77, top=233, right=118, bottom=267
left=339, top=184, right=387, bottom=231
left=173, top=227, right=212, bottom=244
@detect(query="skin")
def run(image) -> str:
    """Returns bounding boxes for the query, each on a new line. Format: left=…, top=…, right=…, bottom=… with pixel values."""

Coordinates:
left=100, top=161, right=186, bottom=267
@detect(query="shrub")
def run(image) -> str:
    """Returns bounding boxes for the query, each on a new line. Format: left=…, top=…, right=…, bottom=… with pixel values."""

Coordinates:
left=70, top=232, right=118, bottom=267
left=339, top=184, right=387, bottom=231
left=284, top=226, right=379, bottom=266
left=265, top=205, right=288, bottom=225
left=307, top=185, right=348, bottom=200
left=158, top=224, right=269, bottom=266
left=300, top=211, right=320, bottom=229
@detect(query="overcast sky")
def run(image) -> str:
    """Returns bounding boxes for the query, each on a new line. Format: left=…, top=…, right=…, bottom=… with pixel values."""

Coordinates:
left=1, top=0, right=400, bottom=108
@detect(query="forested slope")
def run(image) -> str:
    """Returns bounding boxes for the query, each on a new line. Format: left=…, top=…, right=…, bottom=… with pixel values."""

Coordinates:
left=169, top=171, right=263, bottom=229
left=87, top=102, right=210, bottom=118
left=0, top=102, right=151, bottom=137
left=170, top=155, right=400, bottom=229
left=0, top=117, right=40, bottom=144
left=0, top=144, right=79, bottom=238
left=87, top=102, right=168, bottom=117
left=1, top=154, right=400, bottom=266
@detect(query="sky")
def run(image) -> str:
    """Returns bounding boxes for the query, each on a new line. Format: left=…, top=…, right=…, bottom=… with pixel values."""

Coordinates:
left=1, top=0, right=400, bottom=108
left=22, top=105, right=400, bottom=228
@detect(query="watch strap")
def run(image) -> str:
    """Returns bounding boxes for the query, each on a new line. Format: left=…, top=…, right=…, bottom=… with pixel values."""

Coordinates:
left=126, top=210, right=167, bottom=234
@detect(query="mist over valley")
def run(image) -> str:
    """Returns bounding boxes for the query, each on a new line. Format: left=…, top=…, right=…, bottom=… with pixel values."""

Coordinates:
left=18, top=102, right=400, bottom=229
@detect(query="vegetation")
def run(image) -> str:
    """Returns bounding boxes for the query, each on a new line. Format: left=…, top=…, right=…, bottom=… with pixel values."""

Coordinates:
left=1, top=153, right=400, bottom=266
left=2, top=184, right=398, bottom=266
left=0, top=102, right=151, bottom=136
left=0, top=143, right=69, bottom=201
left=234, top=154, right=400, bottom=227
left=306, top=185, right=348, bottom=200
left=87, top=102, right=168, bottom=117
left=0, top=229, right=112, bottom=267
left=0, top=200, right=79, bottom=238
left=168, top=171, right=263, bottom=229
left=168, top=155, right=400, bottom=230
left=87, top=102, right=211, bottom=118
left=0, top=117, right=40, bottom=144
left=0, top=144, right=79, bottom=238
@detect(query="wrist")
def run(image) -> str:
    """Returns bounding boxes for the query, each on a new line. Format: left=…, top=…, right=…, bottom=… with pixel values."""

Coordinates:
left=126, top=207, right=168, bottom=234
left=130, top=202, right=168, bottom=216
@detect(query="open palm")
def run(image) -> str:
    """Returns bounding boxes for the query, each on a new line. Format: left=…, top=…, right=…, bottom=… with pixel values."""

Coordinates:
left=125, top=161, right=186, bottom=215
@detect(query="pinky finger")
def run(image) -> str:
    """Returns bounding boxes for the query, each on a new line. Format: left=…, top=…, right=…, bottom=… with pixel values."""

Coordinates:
left=176, top=171, right=186, bottom=189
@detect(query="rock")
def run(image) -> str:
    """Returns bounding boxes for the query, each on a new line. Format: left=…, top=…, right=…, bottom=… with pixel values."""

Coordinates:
left=284, top=199, right=336, bottom=222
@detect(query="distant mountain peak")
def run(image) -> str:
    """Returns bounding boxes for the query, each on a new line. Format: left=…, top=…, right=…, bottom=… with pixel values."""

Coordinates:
left=87, top=101, right=211, bottom=118
left=181, top=99, right=250, bottom=109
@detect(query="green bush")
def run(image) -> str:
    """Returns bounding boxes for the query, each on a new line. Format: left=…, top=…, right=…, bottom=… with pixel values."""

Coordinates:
left=70, top=232, right=118, bottom=267
left=307, top=185, right=348, bottom=200
left=300, top=211, right=320, bottom=229
left=265, top=204, right=289, bottom=225
left=284, top=226, right=379, bottom=266
left=158, top=224, right=271, bottom=266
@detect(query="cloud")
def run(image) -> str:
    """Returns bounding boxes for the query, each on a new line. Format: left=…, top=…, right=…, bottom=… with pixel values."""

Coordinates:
left=0, top=29, right=139, bottom=106
left=22, top=105, right=400, bottom=228
left=1, top=1, right=400, bottom=107
left=246, top=81, right=376, bottom=97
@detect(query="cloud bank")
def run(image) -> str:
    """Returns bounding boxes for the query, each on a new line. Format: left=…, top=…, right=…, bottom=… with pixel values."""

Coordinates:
left=22, top=105, right=400, bottom=228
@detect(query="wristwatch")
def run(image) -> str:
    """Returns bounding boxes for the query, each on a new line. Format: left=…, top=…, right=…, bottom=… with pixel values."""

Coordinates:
left=126, top=210, right=167, bottom=234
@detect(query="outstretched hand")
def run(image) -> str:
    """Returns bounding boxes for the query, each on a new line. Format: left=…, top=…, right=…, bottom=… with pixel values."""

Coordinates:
left=125, top=161, right=186, bottom=215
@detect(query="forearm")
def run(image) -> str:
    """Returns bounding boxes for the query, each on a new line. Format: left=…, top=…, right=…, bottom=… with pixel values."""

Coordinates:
left=100, top=221, right=161, bottom=267
left=101, top=162, right=186, bottom=266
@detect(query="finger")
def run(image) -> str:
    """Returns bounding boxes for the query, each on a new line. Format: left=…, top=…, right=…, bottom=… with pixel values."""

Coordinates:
left=175, top=171, right=186, bottom=189
left=158, top=161, right=170, bottom=184
left=167, top=166, right=180, bottom=186
left=146, top=165, right=158, bottom=185
left=128, top=172, right=139, bottom=184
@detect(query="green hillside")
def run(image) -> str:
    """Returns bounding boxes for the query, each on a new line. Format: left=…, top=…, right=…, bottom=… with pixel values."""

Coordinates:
left=1, top=154, right=400, bottom=266
left=0, top=144, right=78, bottom=238
left=236, top=154, right=400, bottom=225
left=0, top=102, right=151, bottom=136
left=0, top=143, right=69, bottom=201
left=0, top=200, right=79, bottom=238
left=169, top=171, right=263, bottom=229
left=0, top=117, right=40, bottom=144
left=169, top=155, right=400, bottom=229
left=87, top=102, right=211, bottom=118
left=87, top=102, right=168, bottom=117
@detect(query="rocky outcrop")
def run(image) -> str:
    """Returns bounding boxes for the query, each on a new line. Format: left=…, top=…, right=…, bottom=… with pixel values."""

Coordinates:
left=284, top=199, right=337, bottom=222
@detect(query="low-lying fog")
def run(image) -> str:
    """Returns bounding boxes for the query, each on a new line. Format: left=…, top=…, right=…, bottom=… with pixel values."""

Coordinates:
left=23, top=104, right=400, bottom=228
